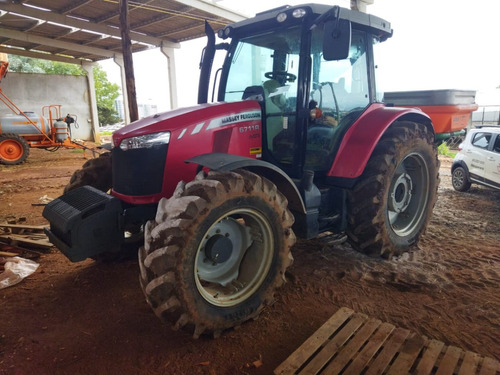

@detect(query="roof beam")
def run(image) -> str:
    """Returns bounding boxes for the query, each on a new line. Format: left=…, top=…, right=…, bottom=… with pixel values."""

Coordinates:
left=0, top=45, right=97, bottom=65
left=172, top=0, right=247, bottom=22
left=0, top=2, right=179, bottom=48
left=0, top=26, right=117, bottom=59
left=93, top=0, right=155, bottom=24
left=60, top=0, right=94, bottom=15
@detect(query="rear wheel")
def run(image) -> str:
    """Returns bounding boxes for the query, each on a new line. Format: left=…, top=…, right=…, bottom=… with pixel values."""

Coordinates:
left=452, top=166, right=471, bottom=192
left=347, top=121, right=439, bottom=258
left=139, top=169, right=295, bottom=338
left=0, top=133, right=29, bottom=165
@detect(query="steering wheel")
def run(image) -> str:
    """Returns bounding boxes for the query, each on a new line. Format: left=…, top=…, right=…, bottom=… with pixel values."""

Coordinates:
left=265, top=71, right=297, bottom=83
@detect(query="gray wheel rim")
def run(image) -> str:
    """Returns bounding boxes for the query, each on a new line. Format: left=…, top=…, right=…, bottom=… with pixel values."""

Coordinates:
left=194, top=208, right=274, bottom=307
left=387, top=152, right=430, bottom=236
left=452, top=168, right=465, bottom=189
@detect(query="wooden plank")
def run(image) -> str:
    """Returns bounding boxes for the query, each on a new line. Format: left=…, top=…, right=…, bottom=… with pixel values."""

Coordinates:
left=436, top=346, right=462, bottom=375
left=364, top=327, right=411, bottom=375
left=0, top=224, right=46, bottom=231
left=0, top=234, right=52, bottom=248
left=299, top=313, right=368, bottom=375
left=478, top=357, right=500, bottom=375
left=322, top=318, right=381, bottom=375
left=387, top=333, right=426, bottom=375
left=415, top=339, right=445, bottom=375
left=0, top=251, right=18, bottom=257
left=458, top=351, right=480, bottom=375
left=343, top=322, right=395, bottom=375
left=274, top=307, right=354, bottom=375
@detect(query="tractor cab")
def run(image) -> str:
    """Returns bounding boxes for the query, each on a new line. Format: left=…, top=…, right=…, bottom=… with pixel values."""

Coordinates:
left=200, top=4, right=392, bottom=179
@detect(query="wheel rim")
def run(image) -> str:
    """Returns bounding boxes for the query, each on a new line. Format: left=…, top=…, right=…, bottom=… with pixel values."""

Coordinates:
left=195, top=208, right=274, bottom=307
left=452, top=168, right=465, bottom=189
left=0, top=139, right=23, bottom=162
left=387, top=152, right=429, bottom=236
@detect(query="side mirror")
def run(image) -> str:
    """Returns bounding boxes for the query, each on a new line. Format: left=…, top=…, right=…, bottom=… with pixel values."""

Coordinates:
left=323, top=19, right=351, bottom=61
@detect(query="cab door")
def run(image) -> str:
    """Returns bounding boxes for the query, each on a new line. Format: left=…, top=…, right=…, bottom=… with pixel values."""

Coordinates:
left=466, top=131, right=491, bottom=180
left=484, top=133, right=500, bottom=187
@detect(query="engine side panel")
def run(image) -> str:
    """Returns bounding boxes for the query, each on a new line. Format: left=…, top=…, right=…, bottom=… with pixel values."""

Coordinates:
left=112, top=101, right=263, bottom=205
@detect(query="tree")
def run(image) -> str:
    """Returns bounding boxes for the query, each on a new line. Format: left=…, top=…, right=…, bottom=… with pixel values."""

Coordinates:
left=6, top=55, right=122, bottom=126
left=7, top=55, right=85, bottom=75
left=92, top=64, right=121, bottom=126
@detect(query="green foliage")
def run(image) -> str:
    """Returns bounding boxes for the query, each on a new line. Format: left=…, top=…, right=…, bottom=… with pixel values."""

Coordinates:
left=7, top=55, right=85, bottom=75
left=438, top=142, right=456, bottom=158
left=93, top=64, right=121, bottom=125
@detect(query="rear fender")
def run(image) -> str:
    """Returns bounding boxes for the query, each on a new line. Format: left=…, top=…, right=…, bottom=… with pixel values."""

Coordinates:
left=187, top=153, right=306, bottom=214
left=328, top=104, right=433, bottom=179
left=451, top=159, right=470, bottom=177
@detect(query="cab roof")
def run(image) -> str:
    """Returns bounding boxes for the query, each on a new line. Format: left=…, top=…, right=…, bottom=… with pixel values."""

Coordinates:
left=219, top=4, right=392, bottom=41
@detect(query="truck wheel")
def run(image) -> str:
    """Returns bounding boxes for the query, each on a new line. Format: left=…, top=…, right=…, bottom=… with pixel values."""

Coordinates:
left=347, top=121, right=439, bottom=258
left=64, top=152, right=112, bottom=193
left=451, top=166, right=471, bottom=192
left=139, top=169, right=295, bottom=338
left=0, top=133, right=30, bottom=165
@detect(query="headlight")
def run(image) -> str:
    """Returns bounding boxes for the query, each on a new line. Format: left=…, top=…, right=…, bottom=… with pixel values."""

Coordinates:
left=119, top=131, right=170, bottom=151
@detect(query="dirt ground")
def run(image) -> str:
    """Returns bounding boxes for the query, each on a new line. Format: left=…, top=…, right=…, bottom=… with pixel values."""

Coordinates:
left=0, top=147, right=499, bottom=375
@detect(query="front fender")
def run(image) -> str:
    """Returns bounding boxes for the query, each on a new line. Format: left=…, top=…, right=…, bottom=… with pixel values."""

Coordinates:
left=187, top=153, right=306, bottom=214
left=328, top=104, right=433, bottom=179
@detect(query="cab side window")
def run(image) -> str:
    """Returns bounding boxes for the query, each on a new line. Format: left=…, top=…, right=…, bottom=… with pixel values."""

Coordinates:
left=471, top=132, right=491, bottom=149
left=493, top=135, right=500, bottom=153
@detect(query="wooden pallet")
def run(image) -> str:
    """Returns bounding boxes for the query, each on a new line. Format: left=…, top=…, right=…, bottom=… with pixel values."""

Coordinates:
left=275, top=307, right=500, bottom=375
left=0, top=223, right=52, bottom=249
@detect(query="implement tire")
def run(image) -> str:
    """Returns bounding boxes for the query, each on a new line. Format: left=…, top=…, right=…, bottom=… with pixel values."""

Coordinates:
left=346, top=121, right=439, bottom=258
left=0, top=133, right=29, bottom=165
left=139, top=169, right=295, bottom=338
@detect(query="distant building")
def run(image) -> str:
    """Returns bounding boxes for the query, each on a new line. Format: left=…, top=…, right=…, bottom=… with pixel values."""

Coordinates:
left=114, top=96, right=158, bottom=121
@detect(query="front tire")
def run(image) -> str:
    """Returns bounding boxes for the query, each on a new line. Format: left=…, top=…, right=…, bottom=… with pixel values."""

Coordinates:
left=64, top=152, right=112, bottom=193
left=347, top=121, right=439, bottom=258
left=64, top=152, right=140, bottom=261
left=139, top=169, right=295, bottom=338
left=452, top=166, right=471, bottom=192
left=0, top=133, right=29, bottom=165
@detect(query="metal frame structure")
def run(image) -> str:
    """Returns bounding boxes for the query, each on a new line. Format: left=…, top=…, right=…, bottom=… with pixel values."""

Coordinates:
left=0, top=0, right=246, bottom=137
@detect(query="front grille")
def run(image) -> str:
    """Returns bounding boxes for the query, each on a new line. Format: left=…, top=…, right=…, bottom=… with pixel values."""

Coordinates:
left=112, top=144, right=168, bottom=196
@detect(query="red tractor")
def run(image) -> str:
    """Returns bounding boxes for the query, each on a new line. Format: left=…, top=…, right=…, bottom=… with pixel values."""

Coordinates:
left=43, top=4, right=439, bottom=338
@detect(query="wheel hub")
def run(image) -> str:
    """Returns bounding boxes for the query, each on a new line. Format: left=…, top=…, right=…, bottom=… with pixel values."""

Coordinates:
left=204, top=234, right=233, bottom=263
left=197, top=217, right=253, bottom=287
left=389, top=173, right=413, bottom=213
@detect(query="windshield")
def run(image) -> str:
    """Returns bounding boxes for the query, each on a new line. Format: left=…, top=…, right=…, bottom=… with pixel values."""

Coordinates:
left=222, top=27, right=301, bottom=107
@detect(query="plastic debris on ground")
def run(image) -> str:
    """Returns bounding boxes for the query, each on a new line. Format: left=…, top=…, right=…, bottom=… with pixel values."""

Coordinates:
left=0, top=256, right=39, bottom=289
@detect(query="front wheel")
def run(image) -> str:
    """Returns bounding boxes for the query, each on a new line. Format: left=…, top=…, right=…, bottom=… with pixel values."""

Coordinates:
left=139, top=169, right=295, bottom=338
left=347, top=121, right=439, bottom=258
left=0, top=133, right=30, bottom=165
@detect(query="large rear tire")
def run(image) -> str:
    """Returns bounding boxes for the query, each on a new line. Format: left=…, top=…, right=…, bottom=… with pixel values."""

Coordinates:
left=0, top=133, right=29, bottom=165
left=347, top=121, right=439, bottom=258
left=139, top=169, right=295, bottom=338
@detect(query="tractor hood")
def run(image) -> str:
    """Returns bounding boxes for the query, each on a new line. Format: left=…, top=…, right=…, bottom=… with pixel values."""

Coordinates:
left=112, top=100, right=261, bottom=149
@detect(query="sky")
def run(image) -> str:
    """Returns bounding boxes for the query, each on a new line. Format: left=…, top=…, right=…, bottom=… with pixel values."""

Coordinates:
left=101, top=0, right=500, bottom=112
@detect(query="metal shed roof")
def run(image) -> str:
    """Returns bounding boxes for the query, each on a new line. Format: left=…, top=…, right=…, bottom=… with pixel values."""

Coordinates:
left=0, top=0, right=247, bottom=64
